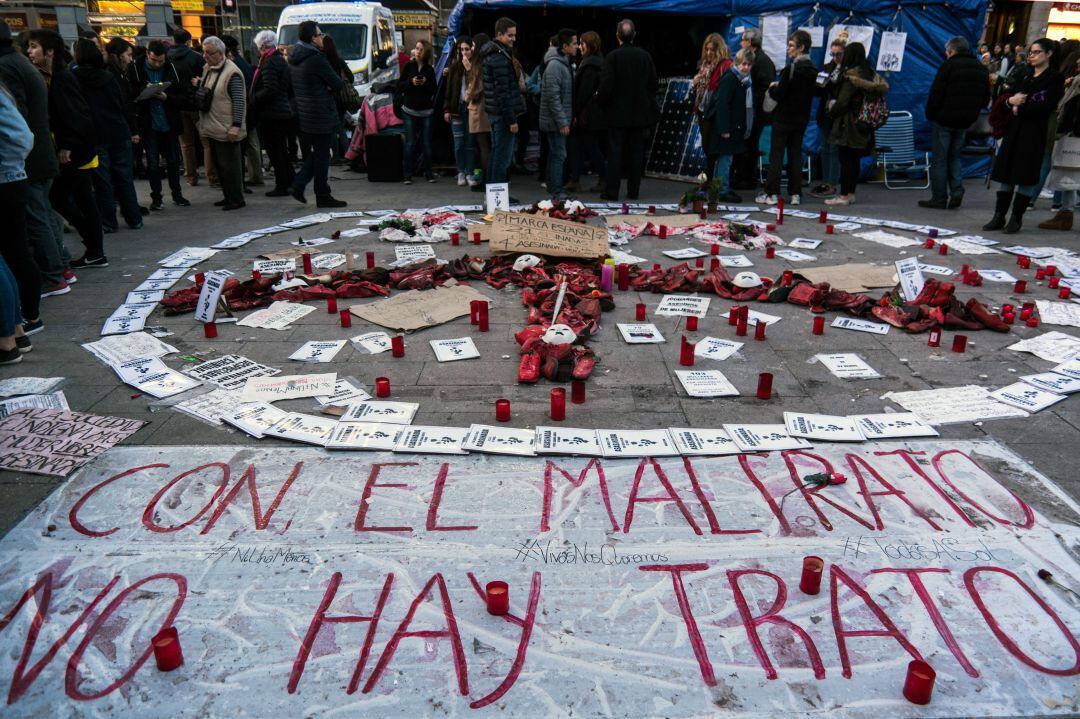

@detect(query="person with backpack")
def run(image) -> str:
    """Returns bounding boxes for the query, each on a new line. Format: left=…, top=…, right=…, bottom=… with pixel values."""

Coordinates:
left=824, top=42, right=888, bottom=206
left=984, top=38, right=1064, bottom=233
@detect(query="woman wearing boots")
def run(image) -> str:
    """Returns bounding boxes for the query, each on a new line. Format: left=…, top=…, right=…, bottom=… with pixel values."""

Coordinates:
left=986, top=38, right=1064, bottom=233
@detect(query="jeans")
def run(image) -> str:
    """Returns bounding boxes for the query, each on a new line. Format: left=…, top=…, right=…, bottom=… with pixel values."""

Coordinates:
left=820, top=120, right=840, bottom=184
left=764, top=123, right=807, bottom=197
left=605, top=126, right=646, bottom=199
left=293, top=131, right=333, bottom=200
left=545, top=131, right=567, bottom=195
left=24, top=179, right=66, bottom=285
left=143, top=129, right=183, bottom=201
left=713, top=155, right=733, bottom=194
left=243, top=129, right=264, bottom=183
left=402, top=113, right=433, bottom=178
left=259, top=120, right=295, bottom=191
left=0, top=180, right=40, bottom=322
left=93, top=140, right=142, bottom=229
left=999, top=181, right=1040, bottom=196
left=489, top=118, right=516, bottom=183
left=209, top=139, right=245, bottom=206
left=0, top=256, right=19, bottom=336
left=569, top=129, right=606, bottom=184
left=838, top=146, right=862, bottom=195
left=51, top=168, right=104, bottom=258
left=1029, top=150, right=1054, bottom=202
left=451, top=112, right=474, bottom=176
left=929, top=123, right=966, bottom=202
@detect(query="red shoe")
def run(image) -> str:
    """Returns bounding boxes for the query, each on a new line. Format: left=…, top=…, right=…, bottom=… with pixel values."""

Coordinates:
left=571, top=347, right=596, bottom=379
left=910, top=278, right=940, bottom=306
left=965, top=298, right=1009, bottom=332
left=63, top=268, right=77, bottom=284
left=515, top=325, right=546, bottom=345
left=518, top=353, right=540, bottom=383
left=871, top=303, right=915, bottom=328
left=540, top=355, right=561, bottom=381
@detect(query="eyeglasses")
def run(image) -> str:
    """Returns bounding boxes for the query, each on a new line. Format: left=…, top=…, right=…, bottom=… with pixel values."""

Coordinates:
left=1029, top=48, right=1044, bottom=56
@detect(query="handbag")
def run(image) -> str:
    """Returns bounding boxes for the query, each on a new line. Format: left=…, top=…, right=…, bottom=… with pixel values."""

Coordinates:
left=1047, top=134, right=1080, bottom=190
left=337, top=82, right=362, bottom=114
left=194, top=69, right=222, bottom=113
left=762, top=65, right=788, bottom=114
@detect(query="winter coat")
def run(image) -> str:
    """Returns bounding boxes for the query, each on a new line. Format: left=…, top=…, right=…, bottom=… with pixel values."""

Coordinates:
left=46, top=67, right=98, bottom=168
left=128, top=57, right=183, bottom=135
left=0, top=86, right=32, bottom=184
left=706, top=68, right=748, bottom=156
left=73, top=65, right=131, bottom=147
left=106, top=64, right=137, bottom=135
left=925, top=51, right=991, bottom=129
left=165, top=44, right=204, bottom=97
left=480, top=40, right=524, bottom=126
left=443, top=59, right=468, bottom=115
left=573, top=53, right=603, bottom=131
left=992, top=69, right=1065, bottom=186
left=539, top=47, right=573, bottom=132
left=399, top=61, right=436, bottom=113
left=466, top=62, right=490, bottom=133
left=815, top=60, right=842, bottom=129
left=0, top=46, right=57, bottom=181
left=767, top=55, right=817, bottom=128
left=289, top=41, right=344, bottom=135
left=828, top=67, right=889, bottom=151
left=597, top=42, right=659, bottom=128
left=250, top=50, right=293, bottom=124
left=750, top=49, right=776, bottom=123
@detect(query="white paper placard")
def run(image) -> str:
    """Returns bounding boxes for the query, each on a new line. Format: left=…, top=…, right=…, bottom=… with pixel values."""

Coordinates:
left=788, top=237, right=822, bottom=249
left=851, top=413, right=939, bottom=439
left=1009, top=332, right=1080, bottom=363
left=675, top=370, right=739, bottom=398
left=774, top=249, right=816, bottom=262
left=1020, top=372, right=1080, bottom=394
left=173, top=388, right=245, bottom=425
left=882, top=385, right=1029, bottom=425
left=854, top=230, right=918, bottom=248
left=655, top=294, right=711, bottom=318
left=223, top=402, right=291, bottom=438
left=832, top=222, right=863, bottom=232
left=894, top=257, right=924, bottom=302
left=193, top=272, right=227, bottom=325
left=114, top=357, right=201, bottom=398
left=237, top=301, right=316, bottom=331
left=784, top=412, right=866, bottom=442
left=314, top=378, right=371, bottom=406
left=340, top=400, right=418, bottom=425
left=0, top=392, right=69, bottom=418
left=83, top=332, right=178, bottom=367
left=669, top=427, right=744, bottom=455
left=798, top=26, right=825, bottom=48
left=597, top=429, right=678, bottom=457
left=290, top=236, right=334, bottom=247
left=158, top=247, right=217, bottom=267
left=0, top=377, right=64, bottom=398
left=761, top=14, right=789, bottom=66
left=394, top=245, right=437, bottom=265
left=429, top=337, right=480, bottom=362
left=183, top=355, right=279, bottom=391
left=918, top=263, right=955, bottom=276
left=240, top=373, right=336, bottom=402
left=1053, top=357, right=1080, bottom=379
left=393, top=426, right=468, bottom=454
left=148, top=267, right=188, bottom=280
left=1002, top=245, right=1057, bottom=258
left=876, top=31, right=907, bottom=72
left=720, top=308, right=782, bottom=325
left=325, top=422, right=404, bottom=450
left=1036, top=300, right=1080, bottom=328
left=815, top=353, right=882, bottom=379
left=263, top=412, right=337, bottom=445
left=831, top=317, right=891, bottom=335
left=485, top=182, right=509, bottom=215
left=126, top=289, right=166, bottom=305
left=694, top=336, right=743, bottom=361
left=988, top=383, right=1067, bottom=412
left=719, top=255, right=754, bottom=268
left=662, top=247, right=708, bottom=259
left=724, top=424, right=812, bottom=452
left=978, top=269, right=1018, bottom=283
left=289, top=340, right=347, bottom=363
left=462, top=424, right=537, bottom=456
left=351, top=331, right=394, bottom=354
left=617, top=323, right=665, bottom=344
left=133, top=278, right=179, bottom=292
left=312, top=253, right=346, bottom=270
left=533, top=427, right=604, bottom=456
left=828, top=24, right=874, bottom=54
left=253, top=259, right=296, bottom=275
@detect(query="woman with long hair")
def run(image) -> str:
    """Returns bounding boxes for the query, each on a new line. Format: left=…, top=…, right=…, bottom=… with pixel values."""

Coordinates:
left=321, top=34, right=354, bottom=162
left=567, top=30, right=606, bottom=193
left=467, top=33, right=491, bottom=189
left=399, top=39, right=437, bottom=184
left=693, top=33, right=731, bottom=181
left=824, top=42, right=888, bottom=206
left=443, top=36, right=478, bottom=187
left=985, top=38, right=1064, bottom=232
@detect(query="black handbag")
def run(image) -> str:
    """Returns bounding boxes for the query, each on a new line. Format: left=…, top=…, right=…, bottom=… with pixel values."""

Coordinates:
left=194, top=69, right=223, bottom=113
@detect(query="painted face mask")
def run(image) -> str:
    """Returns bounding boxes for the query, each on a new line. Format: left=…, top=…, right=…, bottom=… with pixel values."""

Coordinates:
left=542, top=323, right=577, bottom=345
left=513, top=255, right=542, bottom=272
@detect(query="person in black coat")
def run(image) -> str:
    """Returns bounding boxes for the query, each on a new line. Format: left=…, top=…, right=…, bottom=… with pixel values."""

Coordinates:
left=251, top=30, right=294, bottom=196
left=920, top=37, right=991, bottom=209
left=567, top=30, right=606, bottom=193
left=706, top=49, right=754, bottom=201
left=985, top=38, right=1064, bottom=233
left=760, top=30, right=816, bottom=204
left=596, top=19, right=658, bottom=200
left=480, top=17, right=525, bottom=184
left=167, top=28, right=212, bottom=186
left=732, top=27, right=776, bottom=190
left=399, top=39, right=437, bottom=183
left=810, top=40, right=846, bottom=197
left=129, top=40, right=189, bottom=209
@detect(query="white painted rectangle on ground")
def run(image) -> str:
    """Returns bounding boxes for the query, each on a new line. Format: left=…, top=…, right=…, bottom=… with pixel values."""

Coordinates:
left=184, top=355, right=279, bottom=391
left=851, top=412, right=939, bottom=438
left=325, top=422, right=404, bottom=450
left=263, top=413, right=337, bottom=445
left=676, top=370, right=739, bottom=398
left=669, top=427, right=743, bottom=455
left=989, top=383, right=1067, bottom=412
left=288, top=341, right=347, bottom=363
left=1020, top=372, right=1080, bottom=394
left=816, top=353, right=882, bottom=379
left=598, top=429, right=678, bottom=457
left=831, top=317, right=891, bottom=334
left=534, top=427, right=603, bottom=456
left=694, top=336, right=743, bottom=361
left=340, top=400, right=418, bottom=425
left=724, top=423, right=812, bottom=451
left=430, top=337, right=480, bottom=362
left=883, top=385, right=1029, bottom=424
left=784, top=412, right=866, bottom=442
left=463, top=424, right=537, bottom=456
left=618, top=323, right=665, bottom=343
left=656, top=295, right=711, bottom=318
left=222, top=402, right=289, bottom=438
left=240, top=373, right=336, bottom=402
left=394, top=425, right=469, bottom=454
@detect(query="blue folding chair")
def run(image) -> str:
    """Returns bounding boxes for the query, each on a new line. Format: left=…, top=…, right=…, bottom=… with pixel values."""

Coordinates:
left=874, top=110, right=930, bottom=189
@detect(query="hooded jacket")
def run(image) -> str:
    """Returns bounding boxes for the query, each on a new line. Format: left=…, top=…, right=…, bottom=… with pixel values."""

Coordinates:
left=539, top=46, right=572, bottom=132
left=480, top=40, right=524, bottom=126
left=46, top=66, right=98, bottom=168
left=165, top=43, right=204, bottom=97
left=73, top=64, right=131, bottom=146
left=0, top=45, right=57, bottom=181
left=289, top=41, right=344, bottom=135
left=829, top=67, right=889, bottom=150
left=128, top=55, right=183, bottom=134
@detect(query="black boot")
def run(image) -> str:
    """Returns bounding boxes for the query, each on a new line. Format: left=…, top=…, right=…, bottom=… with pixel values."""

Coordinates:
left=1004, top=193, right=1030, bottom=234
left=982, top=191, right=1012, bottom=231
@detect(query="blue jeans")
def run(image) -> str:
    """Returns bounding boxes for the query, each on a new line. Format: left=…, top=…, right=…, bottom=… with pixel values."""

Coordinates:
left=143, top=129, right=182, bottom=201
left=24, top=179, right=66, bottom=284
left=820, top=136, right=840, bottom=184
left=1029, top=151, right=1054, bottom=201
left=489, top=118, right=516, bottom=183
left=0, top=256, right=19, bottom=336
left=293, top=132, right=333, bottom=200
left=929, top=123, right=965, bottom=202
left=545, top=131, right=567, bottom=195
left=451, top=112, right=473, bottom=176
left=402, top=113, right=433, bottom=178
left=713, top=155, right=733, bottom=194
left=93, top=140, right=142, bottom=229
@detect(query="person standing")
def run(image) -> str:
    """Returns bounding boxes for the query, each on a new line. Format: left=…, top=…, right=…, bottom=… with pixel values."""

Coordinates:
left=26, top=29, right=107, bottom=269
left=757, top=30, right=816, bottom=205
left=222, top=34, right=262, bottom=187
left=985, top=39, right=1064, bottom=233
left=250, top=30, right=294, bottom=197
left=289, top=21, right=347, bottom=208
left=596, top=19, right=658, bottom=200
left=467, top=33, right=492, bottom=189
left=568, top=30, right=606, bottom=193
left=481, top=18, right=525, bottom=184
left=732, top=28, right=775, bottom=190
left=920, top=37, right=990, bottom=210
left=399, top=40, right=437, bottom=184
left=168, top=28, right=215, bottom=187
left=539, top=28, right=576, bottom=197
left=444, top=36, right=477, bottom=187
left=130, top=40, right=189, bottom=210
left=825, top=42, right=889, bottom=206
left=706, top=49, right=754, bottom=202
left=810, top=39, right=845, bottom=198
left=692, top=34, right=731, bottom=182
left=196, top=36, right=246, bottom=211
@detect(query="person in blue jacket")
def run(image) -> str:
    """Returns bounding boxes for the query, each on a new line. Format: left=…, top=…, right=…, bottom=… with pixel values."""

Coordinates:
left=706, top=49, right=754, bottom=202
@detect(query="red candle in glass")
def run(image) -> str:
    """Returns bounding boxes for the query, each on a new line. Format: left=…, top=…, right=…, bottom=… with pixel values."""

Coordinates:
left=1020, top=306, right=1034, bottom=320
left=340, top=309, right=352, bottom=328
left=952, top=335, right=967, bottom=353
left=1036, top=268, right=1047, bottom=280
left=486, top=581, right=509, bottom=615
left=799, top=556, right=824, bottom=594
left=617, top=264, right=630, bottom=291
left=1027, top=316, right=1040, bottom=328
left=302, top=253, right=313, bottom=274
left=710, top=258, right=721, bottom=272
left=327, top=297, right=337, bottom=314
left=812, top=316, right=825, bottom=335
left=756, top=372, right=773, bottom=400
left=659, top=225, right=668, bottom=239
left=648, top=205, right=656, bottom=214
left=653, top=263, right=661, bottom=271
left=736, top=318, right=748, bottom=336
left=391, top=334, right=405, bottom=357
left=903, top=660, right=936, bottom=705
left=451, top=232, right=460, bottom=246
left=765, top=246, right=776, bottom=259
left=550, top=388, right=566, bottom=421
left=1003, top=312, right=1015, bottom=324
left=927, top=328, right=941, bottom=347
left=375, top=377, right=391, bottom=397
left=679, top=338, right=695, bottom=366
left=1014, top=280, right=1027, bottom=293
left=825, top=224, right=834, bottom=234
left=1020, top=256, right=1032, bottom=269
left=782, top=270, right=794, bottom=286
left=740, top=305, right=751, bottom=322
left=1049, top=276, right=1061, bottom=288
left=699, top=209, right=707, bottom=220
left=819, top=209, right=827, bottom=223
left=495, top=399, right=511, bottom=422
left=960, top=264, right=970, bottom=276
left=203, top=321, right=217, bottom=339
left=1001, top=303, right=1014, bottom=314
left=1061, top=287, right=1072, bottom=300
left=924, top=238, right=935, bottom=249
left=686, top=316, right=699, bottom=331
left=765, top=223, right=776, bottom=231
left=571, top=379, right=586, bottom=404
left=194, top=272, right=205, bottom=286
left=938, top=244, right=948, bottom=255
left=636, top=303, right=646, bottom=321
left=470, top=300, right=480, bottom=325
left=478, top=302, right=490, bottom=332
left=1047, top=264, right=1058, bottom=276
left=366, top=251, right=375, bottom=269
left=152, top=627, right=184, bottom=672
left=754, top=320, right=766, bottom=341
left=695, top=257, right=704, bottom=268
left=728, top=306, right=739, bottom=326
left=472, top=231, right=481, bottom=245
left=710, top=244, right=720, bottom=255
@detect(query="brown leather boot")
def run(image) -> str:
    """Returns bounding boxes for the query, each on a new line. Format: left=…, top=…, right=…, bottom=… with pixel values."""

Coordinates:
left=1038, top=210, right=1074, bottom=231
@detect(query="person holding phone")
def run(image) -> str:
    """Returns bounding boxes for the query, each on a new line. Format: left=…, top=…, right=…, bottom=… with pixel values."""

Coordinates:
left=400, top=40, right=437, bottom=184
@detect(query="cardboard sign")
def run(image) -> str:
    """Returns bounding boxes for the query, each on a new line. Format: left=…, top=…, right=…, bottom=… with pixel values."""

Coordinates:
left=485, top=182, right=509, bottom=215
left=487, top=211, right=608, bottom=259
left=349, top=285, right=491, bottom=332
left=194, top=270, right=230, bottom=323
left=801, top=263, right=897, bottom=292
left=0, top=408, right=144, bottom=477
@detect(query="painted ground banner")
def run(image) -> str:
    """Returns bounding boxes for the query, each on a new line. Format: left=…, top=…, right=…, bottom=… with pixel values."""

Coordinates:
left=1, top=440, right=1079, bottom=716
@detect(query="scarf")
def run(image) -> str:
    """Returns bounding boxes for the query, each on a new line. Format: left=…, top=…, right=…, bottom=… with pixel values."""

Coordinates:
left=709, top=58, right=732, bottom=91
left=250, top=47, right=276, bottom=94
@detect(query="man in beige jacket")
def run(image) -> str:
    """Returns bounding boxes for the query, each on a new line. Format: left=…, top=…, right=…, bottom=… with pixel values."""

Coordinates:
left=196, top=36, right=247, bottom=211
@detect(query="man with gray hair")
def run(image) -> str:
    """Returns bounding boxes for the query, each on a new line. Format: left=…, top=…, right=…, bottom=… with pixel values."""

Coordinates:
left=920, top=35, right=989, bottom=210
left=250, top=29, right=296, bottom=196
left=732, top=27, right=775, bottom=190
left=196, top=35, right=248, bottom=210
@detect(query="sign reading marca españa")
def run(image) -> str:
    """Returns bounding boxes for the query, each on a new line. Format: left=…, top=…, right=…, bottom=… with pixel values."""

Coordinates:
left=488, top=211, right=609, bottom=259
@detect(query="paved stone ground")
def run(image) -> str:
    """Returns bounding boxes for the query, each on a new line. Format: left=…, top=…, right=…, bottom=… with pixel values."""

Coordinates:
left=1, top=166, right=1077, bottom=536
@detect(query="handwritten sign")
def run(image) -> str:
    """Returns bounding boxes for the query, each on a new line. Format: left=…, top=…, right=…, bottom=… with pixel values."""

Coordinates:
left=487, top=211, right=608, bottom=259
left=0, top=408, right=144, bottom=476
left=350, top=285, right=491, bottom=332
left=240, top=373, right=336, bottom=402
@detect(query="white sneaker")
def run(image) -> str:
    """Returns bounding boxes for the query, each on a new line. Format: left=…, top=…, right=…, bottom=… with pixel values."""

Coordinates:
left=755, top=193, right=778, bottom=205
left=789, top=194, right=801, bottom=206
left=456, top=172, right=467, bottom=186
left=466, top=176, right=479, bottom=187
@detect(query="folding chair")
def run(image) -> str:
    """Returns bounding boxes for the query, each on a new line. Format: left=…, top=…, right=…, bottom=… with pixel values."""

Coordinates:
left=874, top=111, right=930, bottom=189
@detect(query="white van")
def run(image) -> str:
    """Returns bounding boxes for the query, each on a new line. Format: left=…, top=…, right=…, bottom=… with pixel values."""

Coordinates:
left=277, top=2, right=399, bottom=96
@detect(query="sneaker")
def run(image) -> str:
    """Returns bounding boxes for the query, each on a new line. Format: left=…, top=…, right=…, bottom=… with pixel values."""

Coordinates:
left=21, top=318, right=44, bottom=336
left=456, top=172, right=467, bottom=186
left=16, top=335, right=31, bottom=353
left=40, top=281, right=70, bottom=298
left=150, top=198, right=164, bottom=211
left=824, top=194, right=854, bottom=206
left=0, top=348, right=21, bottom=365
left=403, top=178, right=413, bottom=185
left=790, top=194, right=801, bottom=206
left=540, top=182, right=548, bottom=191
left=466, top=175, right=479, bottom=187
left=63, top=269, right=77, bottom=284
left=755, top=193, right=778, bottom=205
left=70, top=255, right=108, bottom=268
left=426, top=175, right=437, bottom=184
left=172, top=195, right=191, bottom=207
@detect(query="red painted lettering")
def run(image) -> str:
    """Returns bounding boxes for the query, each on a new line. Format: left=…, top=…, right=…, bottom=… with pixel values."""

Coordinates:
left=201, top=462, right=303, bottom=535
left=540, top=459, right=619, bottom=533
left=466, top=572, right=542, bottom=708
left=932, top=451, right=1035, bottom=529
left=640, top=563, right=716, bottom=687
left=426, top=463, right=479, bottom=532
left=830, top=564, right=922, bottom=678
left=846, top=454, right=942, bottom=531
left=737, top=454, right=791, bottom=535
left=681, top=458, right=760, bottom=535
left=874, top=449, right=975, bottom=527
left=782, top=450, right=875, bottom=531
left=353, top=462, right=417, bottom=533
left=68, top=464, right=168, bottom=537
left=623, top=458, right=701, bottom=535
left=141, top=463, right=231, bottom=533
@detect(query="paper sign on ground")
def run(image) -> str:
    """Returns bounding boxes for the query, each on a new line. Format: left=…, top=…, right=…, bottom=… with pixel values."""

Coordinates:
left=350, top=285, right=491, bottom=332
left=133, top=278, right=179, bottom=292
left=0, top=392, right=69, bottom=419
left=774, top=249, right=816, bottom=261
left=617, top=323, right=665, bottom=344
left=340, top=400, right=418, bottom=425
left=676, top=370, right=739, bottom=398
left=253, top=259, right=296, bottom=275
left=894, top=257, right=924, bottom=302
left=430, top=337, right=480, bottom=362
left=720, top=308, right=782, bottom=325
left=314, top=378, right=371, bottom=406
left=669, top=427, right=743, bottom=455
left=832, top=317, right=891, bottom=334
left=0, top=377, right=63, bottom=397
left=263, top=413, right=337, bottom=445
left=463, top=424, right=537, bottom=456
left=1053, top=357, right=1080, bottom=379
left=312, top=253, right=346, bottom=270
left=851, top=412, right=939, bottom=438
left=598, top=429, right=679, bottom=457
left=194, top=270, right=230, bottom=323
left=325, top=422, right=404, bottom=450
left=1020, top=372, right=1080, bottom=394
left=662, top=247, right=708, bottom=259
left=855, top=230, right=919, bottom=248
left=655, top=294, right=710, bottom=318
left=1008, top=332, right=1080, bottom=363
left=114, top=357, right=201, bottom=398
left=534, top=427, right=603, bottom=456
left=487, top=211, right=608, bottom=259
left=351, top=331, right=394, bottom=354
left=126, top=290, right=165, bottom=304
left=238, top=301, right=315, bottom=331
left=485, top=183, right=509, bottom=215
left=989, top=383, right=1067, bottom=412
left=719, top=255, right=754, bottom=268
left=816, top=353, right=882, bottom=379
left=784, top=412, right=865, bottom=442
left=394, top=425, right=468, bottom=454
left=978, top=269, right=1018, bottom=283
left=788, top=237, right=822, bottom=249
left=173, top=389, right=244, bottom=425
left=919, top=263, right=954, bottom=276
left=290, top=236, right=334, bottom=247
left=83, top=332, right=177, bottom=367
left=694, top=337, right=743, bottom=361
left=394, top=245, right=437, bottom=266
left=158, top=247, right=217, bottom=267
left=1036, top=300, right=1080, bottom=328
left=241, top=373, right=336, bottom=402
left=724, top=424, right=812, bottom=452
left=223, top=402, right=290, bottom=438
left=289, top=341, right=347, bottom=363
left=0, top=408, right=144, bottom=477
left=883, top=385, right=1029, bottom=424
left=101, top=303, right=157, bottom=336
left=184, top=355, right=279, bottom=391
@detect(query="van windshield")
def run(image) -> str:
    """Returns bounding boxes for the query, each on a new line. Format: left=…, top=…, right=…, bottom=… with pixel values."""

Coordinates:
left=278, top=24, right=369, bottom=61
